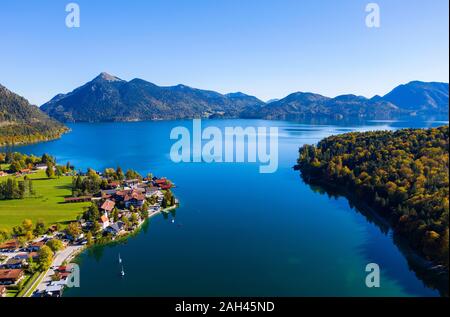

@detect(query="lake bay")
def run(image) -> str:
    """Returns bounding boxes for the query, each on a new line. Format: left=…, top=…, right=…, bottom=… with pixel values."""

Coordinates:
left=16, top=118, right=448, bottom=296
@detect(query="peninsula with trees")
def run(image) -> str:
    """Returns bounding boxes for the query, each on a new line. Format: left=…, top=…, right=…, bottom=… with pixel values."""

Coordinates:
left=0, top=151, right=177, bottom=297
left=297, top=126, right=449, bottom=270
left=0, top=85, right=68, bottom=146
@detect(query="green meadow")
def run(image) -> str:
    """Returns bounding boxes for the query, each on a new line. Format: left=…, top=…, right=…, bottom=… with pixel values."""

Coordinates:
left=0, top=170, right=90, bottom=231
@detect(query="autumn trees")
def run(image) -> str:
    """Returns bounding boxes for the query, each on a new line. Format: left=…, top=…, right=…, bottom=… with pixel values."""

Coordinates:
left=298, top=126, right=449, bottom=267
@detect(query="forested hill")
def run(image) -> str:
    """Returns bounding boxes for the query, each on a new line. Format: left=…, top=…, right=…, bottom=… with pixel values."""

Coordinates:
left=298, top=126, right=449, bottom=267
left=40, top=72, right=265, bottom=122
left=0, top=84, right=68, bottom=146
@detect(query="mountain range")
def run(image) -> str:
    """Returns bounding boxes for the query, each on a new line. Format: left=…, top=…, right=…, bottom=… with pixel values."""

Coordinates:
left=40, top=73, right=265, bottom=122
left=40, top=73, right=449, bottom=122
left=0, top=74, right=448, bottom=145
left=0, top=85, right=67, bottom=146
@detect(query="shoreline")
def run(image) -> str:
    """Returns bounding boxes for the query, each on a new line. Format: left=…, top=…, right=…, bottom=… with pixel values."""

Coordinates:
left=298, top=170, right=449, bottom=296
left=67, top=203, right=178, bottom=264
left=0, top=127, right=70, bottom=148
left=27, top=202, right=179, bottom=297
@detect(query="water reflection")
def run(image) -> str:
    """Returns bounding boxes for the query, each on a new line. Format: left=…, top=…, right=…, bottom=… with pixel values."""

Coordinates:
left=299, top=173, right=448, bottom=297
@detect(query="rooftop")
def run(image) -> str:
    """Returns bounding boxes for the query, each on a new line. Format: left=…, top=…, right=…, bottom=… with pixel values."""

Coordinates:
left=0, top=269, right=23, bottom=280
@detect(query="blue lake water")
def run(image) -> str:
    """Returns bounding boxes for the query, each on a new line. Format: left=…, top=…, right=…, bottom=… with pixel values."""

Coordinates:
left=15, top=118, right=448, bottom=296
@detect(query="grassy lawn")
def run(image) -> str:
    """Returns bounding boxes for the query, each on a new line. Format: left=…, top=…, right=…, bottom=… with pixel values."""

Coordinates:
left=0, top=170, right=90, bottom=231
left=6, top=289, right=18, bottom=297
left=18, top=271, right=42, bottom=297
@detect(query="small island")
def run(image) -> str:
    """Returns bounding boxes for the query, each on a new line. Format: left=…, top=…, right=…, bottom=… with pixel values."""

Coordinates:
left=0, top=151, right=177, bottom=297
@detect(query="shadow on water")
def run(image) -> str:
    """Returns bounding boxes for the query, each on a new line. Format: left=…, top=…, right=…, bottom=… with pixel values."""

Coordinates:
left=299, top=173, right=449, bottom=297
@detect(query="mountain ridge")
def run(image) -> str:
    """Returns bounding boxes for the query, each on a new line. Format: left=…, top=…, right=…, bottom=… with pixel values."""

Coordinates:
left=41, top=73, right=265, bottom=122
left=40, top=73, right=449, bottom=122
left=0, top=84, right=68, bottom=145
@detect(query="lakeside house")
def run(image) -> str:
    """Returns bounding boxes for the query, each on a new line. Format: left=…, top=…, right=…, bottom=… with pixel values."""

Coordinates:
left=105, top=221, right=125, bottom=236
left=0, top=269, right=24, bottom=285
left=26, top=241, right=45, bottom=252
left=154, top=178, right=172, bottom=190
left=100, top=215, right=110, bottom=230
left=124, top=178, right=140, bottom=188
left=13, top=253, right=31, bottom=260
left=27, top=252, right=39, bottom=262
left=34, top=163, right=48, bottom=170
left=0, top=240, right=19, bottom=252
left=1, top=258, right=25, bottom=269
left=123, top=190, right=146, bottom=208
left=101, top=199, right=115, bottom=213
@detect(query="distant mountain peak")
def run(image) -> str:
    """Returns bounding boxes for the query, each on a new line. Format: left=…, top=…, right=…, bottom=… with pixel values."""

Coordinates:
left=94, top=72, right=123, bottom=82
left=333, top=94, right=368, bottom=102
left=382, top=81, right=449, bottom=113
left=226, top=92, right=247, bottom=98
left=175, top=84, right=190, bottom=89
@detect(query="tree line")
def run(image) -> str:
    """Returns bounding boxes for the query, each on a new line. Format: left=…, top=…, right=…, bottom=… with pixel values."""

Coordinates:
left=298, top=126, right=449, bottom=267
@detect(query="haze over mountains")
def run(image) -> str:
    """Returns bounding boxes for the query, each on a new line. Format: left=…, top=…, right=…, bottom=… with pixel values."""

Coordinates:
left=40, top=73, right=449, bottom=122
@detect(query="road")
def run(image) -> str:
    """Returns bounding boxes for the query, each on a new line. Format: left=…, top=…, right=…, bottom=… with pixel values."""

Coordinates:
left=33, top=245, right=84, bottom=296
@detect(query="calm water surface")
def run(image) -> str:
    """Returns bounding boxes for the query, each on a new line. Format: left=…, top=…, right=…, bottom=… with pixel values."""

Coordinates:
left=16, top=118, right=448, bottom=296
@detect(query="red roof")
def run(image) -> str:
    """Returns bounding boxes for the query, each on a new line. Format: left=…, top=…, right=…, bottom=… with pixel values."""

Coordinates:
left=0, top=240, right=19, bottom=249
left=154, top=179, right=167, bottom=184
left=28, top=252, right=39, bottom=259
left=0, top=269, right=23, bottom=281
left=60, top=272, right=71, bottom=278
left=115, top=190, right=129, bottom=197
left=123, top=190, right=145, bottom=202
left=101, top=199, right=115, bottom=212
left=100, top=215, right=109, bottom=223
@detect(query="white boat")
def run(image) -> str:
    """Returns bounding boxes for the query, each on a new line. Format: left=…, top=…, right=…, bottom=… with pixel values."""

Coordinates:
left=121, top=265, right=125, bottom=277
left=118, top=253, right=122, bottom=264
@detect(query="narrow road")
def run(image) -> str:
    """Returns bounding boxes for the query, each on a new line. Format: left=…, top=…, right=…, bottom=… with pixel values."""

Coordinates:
left=32, top=245, right=84, bottom=296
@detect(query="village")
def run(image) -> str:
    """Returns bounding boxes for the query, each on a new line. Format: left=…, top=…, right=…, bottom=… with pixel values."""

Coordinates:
left=0, top=161, right=178, bottom=297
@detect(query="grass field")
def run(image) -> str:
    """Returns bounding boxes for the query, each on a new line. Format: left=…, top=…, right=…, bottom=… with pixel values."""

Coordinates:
left=0, top=170, right=90, bottom=231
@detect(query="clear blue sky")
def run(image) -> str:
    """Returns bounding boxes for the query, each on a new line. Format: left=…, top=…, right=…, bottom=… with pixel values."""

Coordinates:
left=0, top=0, right=448, bottom=105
